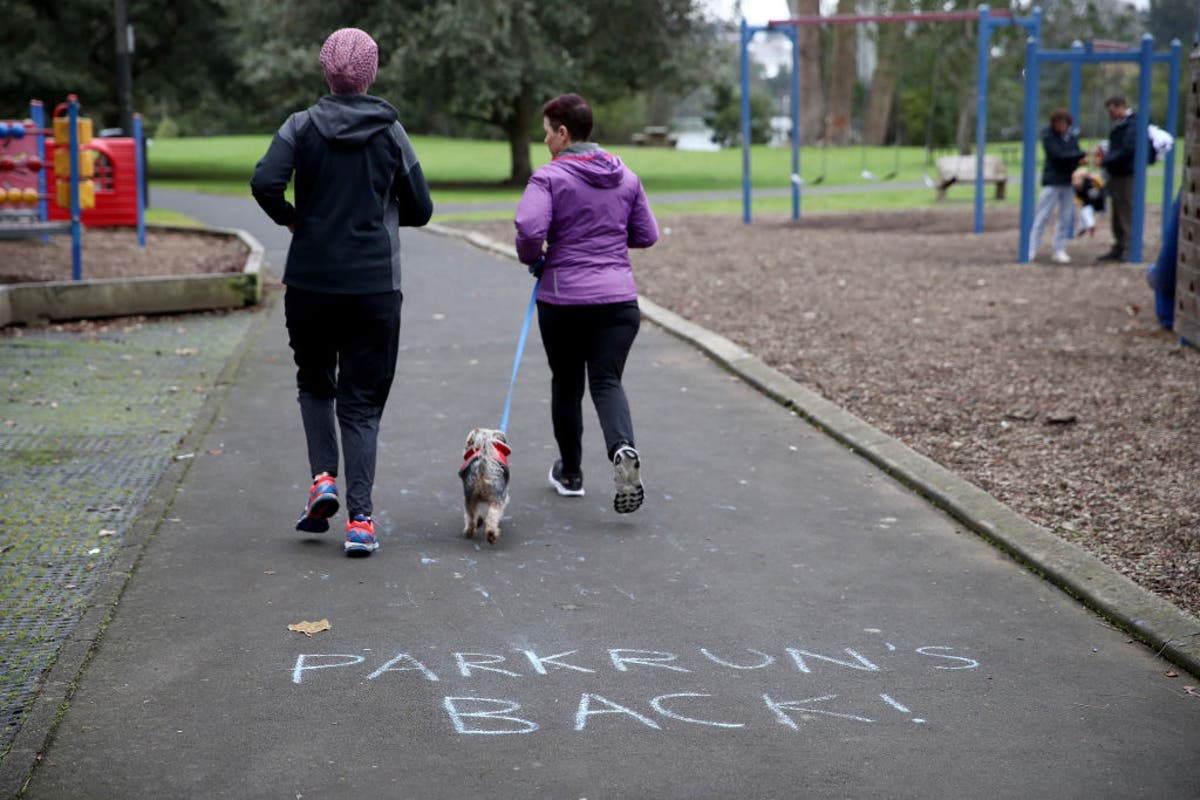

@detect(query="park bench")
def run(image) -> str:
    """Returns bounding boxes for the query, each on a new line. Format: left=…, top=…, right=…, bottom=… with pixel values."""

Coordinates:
left=630, top=126, right=678, bottom=147
left=934, top=155, right=1007, bottom=201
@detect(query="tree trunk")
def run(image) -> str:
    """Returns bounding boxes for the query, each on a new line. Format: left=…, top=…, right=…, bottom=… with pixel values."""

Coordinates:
left=505, top=90, right=538, bottom=185
left=826, top=0, right=857, bottom=146
left=789, top=0, right=824, bottom=143
left=955, top=84, right=976, bottom=155
left=863, top=24, right=900, bottom=146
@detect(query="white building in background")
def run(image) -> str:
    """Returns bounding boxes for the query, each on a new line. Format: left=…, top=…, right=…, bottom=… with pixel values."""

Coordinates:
left=747, top=32, right=794, bottom=78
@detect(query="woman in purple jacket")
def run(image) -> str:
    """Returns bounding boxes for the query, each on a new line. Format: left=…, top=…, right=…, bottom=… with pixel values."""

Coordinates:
left=514, top=93, right=658, bottom=513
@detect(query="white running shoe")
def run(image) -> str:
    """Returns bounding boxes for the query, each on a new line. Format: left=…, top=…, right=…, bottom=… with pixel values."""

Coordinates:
left=1051, top=250, right=1071, bottom=264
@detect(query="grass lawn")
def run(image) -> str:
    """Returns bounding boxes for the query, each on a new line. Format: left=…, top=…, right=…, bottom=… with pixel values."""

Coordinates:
left=144, top=207, right=204, bottom=227
left=147, top=134, right=1179, bottom=221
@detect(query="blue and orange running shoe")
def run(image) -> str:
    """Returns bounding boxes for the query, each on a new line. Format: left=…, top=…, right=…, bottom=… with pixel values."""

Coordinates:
left=296, top=474, right=339, bottom=533
left=344, top=514, right=379, bottom=556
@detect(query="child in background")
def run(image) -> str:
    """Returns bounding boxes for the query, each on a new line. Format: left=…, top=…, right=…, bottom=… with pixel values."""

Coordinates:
left=1071, top=166, right=1104, bottom=237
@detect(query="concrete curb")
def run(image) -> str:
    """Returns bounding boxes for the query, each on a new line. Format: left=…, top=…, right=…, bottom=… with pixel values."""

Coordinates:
left=427, top=222, right=1200, bottom=679
left=0, top=223, right=263, bottom=328
left=0, top=293, right=277, bottom=800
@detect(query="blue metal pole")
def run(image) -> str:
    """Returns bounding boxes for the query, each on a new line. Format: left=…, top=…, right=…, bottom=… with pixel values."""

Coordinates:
left=1070, top=41, right=1089, bottom=241
left=134, top=113, right=145, bottom=247
left=1130, top=34, right=1153, bottom=264
left=974, top=6, right=990, bottom=235
left=68, top=96, right=82, bottom=281
left=1065, top=41, right=1083, bottom=242
left=1068, top=41, right=1083, bottom=126
left=741, top=18, right=752, bottom=224
left=1162, top=39, right=1182, bottom=243
left=790, top=25, right=801, bottom=221
left=1019, top=36, right=1040, bottom=263
left=31, top=101, right=48, bottom=242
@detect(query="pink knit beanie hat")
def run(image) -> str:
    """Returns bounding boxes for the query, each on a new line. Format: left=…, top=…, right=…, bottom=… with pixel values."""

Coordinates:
left=320, top=28, right=378, bottom=94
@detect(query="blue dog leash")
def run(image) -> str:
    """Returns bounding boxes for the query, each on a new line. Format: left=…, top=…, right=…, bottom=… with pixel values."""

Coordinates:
left=498, top=258, right=544, bottom=434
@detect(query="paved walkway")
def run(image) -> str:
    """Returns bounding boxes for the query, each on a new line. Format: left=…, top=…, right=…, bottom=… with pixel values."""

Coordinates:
left=5, top=192, right=1199, bottom=798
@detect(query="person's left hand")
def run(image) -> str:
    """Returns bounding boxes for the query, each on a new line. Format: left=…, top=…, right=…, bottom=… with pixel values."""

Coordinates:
left=529, top=256, right=545, bottom=279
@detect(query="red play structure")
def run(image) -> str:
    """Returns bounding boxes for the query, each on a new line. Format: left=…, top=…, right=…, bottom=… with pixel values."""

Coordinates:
left=45, top=136, right=140, bottom=226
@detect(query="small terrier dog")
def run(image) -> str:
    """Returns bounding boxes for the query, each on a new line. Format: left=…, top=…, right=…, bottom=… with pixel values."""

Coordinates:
left=458, top=427, right=511, bottom=544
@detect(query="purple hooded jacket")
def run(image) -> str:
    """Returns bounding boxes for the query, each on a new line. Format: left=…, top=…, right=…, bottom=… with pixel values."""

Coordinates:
left=515, top=145, right=658, bottom=305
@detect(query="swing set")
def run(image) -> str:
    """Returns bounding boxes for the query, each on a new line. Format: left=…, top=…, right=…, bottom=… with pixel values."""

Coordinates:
left=739, top=4, right=1042, bottom=232
left=1017, top=34, right=1183, bottom=264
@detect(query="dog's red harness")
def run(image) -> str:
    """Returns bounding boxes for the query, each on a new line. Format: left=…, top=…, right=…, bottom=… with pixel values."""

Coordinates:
left=459, top=441, right=511, bottom=477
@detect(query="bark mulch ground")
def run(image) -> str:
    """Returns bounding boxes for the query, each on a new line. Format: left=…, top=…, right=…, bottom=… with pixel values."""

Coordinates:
left=0, top=228, right=246, bottom=284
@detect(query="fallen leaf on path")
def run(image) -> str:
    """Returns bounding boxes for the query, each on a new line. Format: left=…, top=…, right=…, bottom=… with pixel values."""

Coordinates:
left=288, top=619, right=331, bottom=636
left=98, top=529, right=116, bottom=537
left=207, top=449, right=224, bottom=456
left=174, top=348, right=198, bottom=356
left=264, top=570, right=275, bottom=575
left=1183, top=685, right=1197, bottom=697
left=1165, top=669, right=1178, bottom=678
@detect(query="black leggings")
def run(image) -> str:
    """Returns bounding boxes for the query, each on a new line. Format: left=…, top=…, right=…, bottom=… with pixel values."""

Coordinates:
left=537, top=300, right=640, bottom=476
left=284, top=287, right=402, bottom=517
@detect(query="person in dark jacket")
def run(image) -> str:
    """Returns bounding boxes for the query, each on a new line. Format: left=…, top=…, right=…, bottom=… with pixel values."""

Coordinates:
left=1028, top=108, right=1086, bottom=263
left=514, top=93, right=658, bottom=514
left=1096, top=96, right=1137, bottom=262
left=251, top=27, right=432, bottom=556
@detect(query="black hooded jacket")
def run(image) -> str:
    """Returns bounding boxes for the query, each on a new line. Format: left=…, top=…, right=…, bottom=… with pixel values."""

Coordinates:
left=251, top=94, right=432, bottom=294
left=1101, top=111, right=1139, bottom=177
left=1040, top=126, right=1086, bottom=186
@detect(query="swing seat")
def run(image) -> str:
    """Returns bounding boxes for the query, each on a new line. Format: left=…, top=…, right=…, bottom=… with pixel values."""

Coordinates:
left=934, top=155, right=1007, bottom=201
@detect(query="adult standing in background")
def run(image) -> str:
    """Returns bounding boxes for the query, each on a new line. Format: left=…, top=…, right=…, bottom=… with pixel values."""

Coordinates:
left=251, top=27, right=433, bottom=556
left=1028, top=108, right=1086, bottom=264
left=514, top=93, right=658, bottom=514
left=1096, top=96, right=1136, bottom=263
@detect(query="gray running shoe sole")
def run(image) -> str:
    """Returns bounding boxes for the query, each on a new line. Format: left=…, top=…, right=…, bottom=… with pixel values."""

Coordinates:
left=613, top=448, right=644, bottom=514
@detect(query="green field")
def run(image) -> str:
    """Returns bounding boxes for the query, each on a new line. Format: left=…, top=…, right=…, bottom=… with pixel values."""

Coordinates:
left=147, top=135, right=1178, bottom=221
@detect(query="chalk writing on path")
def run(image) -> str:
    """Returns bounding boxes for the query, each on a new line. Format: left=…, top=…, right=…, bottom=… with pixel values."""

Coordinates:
left=288, top=642, right=980, bottom=734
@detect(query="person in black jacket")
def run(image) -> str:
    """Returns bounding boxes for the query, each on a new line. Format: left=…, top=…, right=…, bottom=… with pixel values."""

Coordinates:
left=1028, top=109, right=1086, bottom=263
left=1096, top=96, right=1137, bottom=262
left=251, top=27, right=433, bottom=557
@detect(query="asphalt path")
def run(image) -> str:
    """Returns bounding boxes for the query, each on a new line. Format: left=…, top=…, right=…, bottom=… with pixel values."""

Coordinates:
left=18, top=191, right=1199, bottom=799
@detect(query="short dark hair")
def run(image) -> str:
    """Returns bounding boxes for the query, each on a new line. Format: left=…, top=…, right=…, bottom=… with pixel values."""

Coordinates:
left=1105, top=96, right=1127, bottom=109
left=1049, top=108, right=1073, bottom=126
left=542, top=93, right=593, bottom=142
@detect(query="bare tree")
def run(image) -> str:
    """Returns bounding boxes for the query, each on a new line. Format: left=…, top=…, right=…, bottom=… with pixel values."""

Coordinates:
left=826, top=0, right=857, bottom=146
left=787, top=0, right=825, bottom=143
left=862, top=20, right=901, bottom=145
